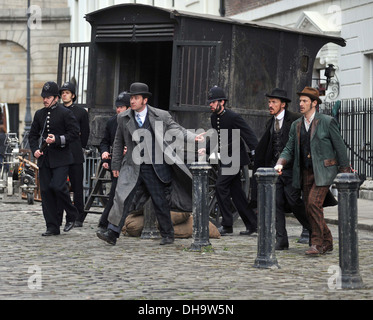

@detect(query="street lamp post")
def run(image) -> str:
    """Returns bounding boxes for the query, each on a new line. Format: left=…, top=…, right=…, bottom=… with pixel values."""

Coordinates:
left=23, top=0, right=32, bottom=149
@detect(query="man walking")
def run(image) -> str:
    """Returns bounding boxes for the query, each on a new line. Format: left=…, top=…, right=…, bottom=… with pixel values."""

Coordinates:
left=254, top=88, right=311, bottom=250
left=275, top=87, right=350, bottom=255
left=97, top=91, right=131, bottom=232
left=58, top=81, right=90, bottom=228
left=29, top=81, right=80, bottom=236
left=96, top=82, right=205, bottom=246
left=203, top=86, right=258, bottom=236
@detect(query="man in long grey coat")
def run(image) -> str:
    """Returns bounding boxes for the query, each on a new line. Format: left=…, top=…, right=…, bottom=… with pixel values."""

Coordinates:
left=97, top=82, right=205, bottom=246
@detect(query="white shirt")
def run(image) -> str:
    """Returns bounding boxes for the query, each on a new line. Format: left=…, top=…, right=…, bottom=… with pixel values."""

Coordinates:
left=304, top=110, right=316, bottom=132
left=135, top=106, right=147, bottom=125
left=274, top=109, right=285, bottom=130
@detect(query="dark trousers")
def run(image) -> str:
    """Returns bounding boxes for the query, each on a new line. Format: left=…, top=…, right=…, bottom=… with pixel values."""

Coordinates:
left=215, top=167, right=257, bottom=230
left=275, top=172, right=311, bottom=246
left=39, top=165, right=78, bottom=232
left=57, top=163, right=85, bottom=223
left=98, top=173, right=117, bottom=228
left=302, top=168, right=332, bottom=249
left=109, top=164, right=174, bottom=238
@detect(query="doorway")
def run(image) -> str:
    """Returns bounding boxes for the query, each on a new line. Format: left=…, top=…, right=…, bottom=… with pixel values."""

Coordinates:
left=117, top=41, right=173, bottom=110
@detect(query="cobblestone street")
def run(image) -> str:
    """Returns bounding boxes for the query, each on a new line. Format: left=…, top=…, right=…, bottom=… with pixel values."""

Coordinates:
left=0, top=199, right=372, bottom=302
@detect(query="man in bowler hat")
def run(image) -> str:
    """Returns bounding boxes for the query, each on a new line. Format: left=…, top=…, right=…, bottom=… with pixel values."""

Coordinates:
left=96, top=82, right=205, bottom=245
left=254, top=88, right=311, bottom=250
left=275, top=87, right=350, bottom=255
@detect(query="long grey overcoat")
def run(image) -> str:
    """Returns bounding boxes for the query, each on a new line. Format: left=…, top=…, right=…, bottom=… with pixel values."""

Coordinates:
left=108, top=105, right=197, bottom=226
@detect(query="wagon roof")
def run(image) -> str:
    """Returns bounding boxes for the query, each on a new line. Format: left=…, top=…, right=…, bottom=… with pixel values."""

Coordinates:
left=85, top=3, right=346, bottom=47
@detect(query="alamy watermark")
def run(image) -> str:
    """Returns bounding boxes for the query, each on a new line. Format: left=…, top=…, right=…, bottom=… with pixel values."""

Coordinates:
left=327, top=265, right=342, bottom=290
left=130, top=122, right=244, bottom=175
left=27, top=265, right=42, bottom=290
left=27, top=5, right=42, bottom=30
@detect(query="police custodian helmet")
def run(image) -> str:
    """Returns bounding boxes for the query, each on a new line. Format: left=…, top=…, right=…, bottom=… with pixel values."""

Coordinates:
left=59, top=81, right=77, bottom=102
left=115, top=91, right=131, bottom=108
left=41, top=81, right=60, bottom=98
left=207, top=86, right=228, bottom=103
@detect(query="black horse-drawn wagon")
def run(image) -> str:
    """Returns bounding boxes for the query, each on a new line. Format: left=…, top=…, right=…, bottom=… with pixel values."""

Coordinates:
left=57, top=4, right=345, bottom=225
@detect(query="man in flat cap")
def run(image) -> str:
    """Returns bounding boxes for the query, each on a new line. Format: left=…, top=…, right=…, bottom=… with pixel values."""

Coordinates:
left=275, top=87, right=350, bottom=256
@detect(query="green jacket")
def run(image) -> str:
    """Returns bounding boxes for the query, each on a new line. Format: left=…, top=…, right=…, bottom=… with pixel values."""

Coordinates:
left=278, top=112, right=349, bottom=188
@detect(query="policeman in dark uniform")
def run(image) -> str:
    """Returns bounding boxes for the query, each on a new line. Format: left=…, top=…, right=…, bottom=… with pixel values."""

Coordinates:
left=202, top=86, right=258, bottom=236
left=97, top=91, right=131, bottom=232
left=29, top=81, right=80, bottom=236
left=58, top=82, right=90, bottom=227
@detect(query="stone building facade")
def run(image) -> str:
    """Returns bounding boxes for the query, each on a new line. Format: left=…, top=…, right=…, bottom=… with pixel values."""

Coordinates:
left=0, top=0, right=70, bottom=141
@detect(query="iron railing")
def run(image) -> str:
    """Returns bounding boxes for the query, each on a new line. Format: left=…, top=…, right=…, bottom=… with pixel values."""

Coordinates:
left=323, top=98, right=373, bottom=178
left=57, top=42, right=90, bottom=108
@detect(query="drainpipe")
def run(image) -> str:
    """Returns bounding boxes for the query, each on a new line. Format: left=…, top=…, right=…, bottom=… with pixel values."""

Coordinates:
left=219, top=0, right=226, bottom=17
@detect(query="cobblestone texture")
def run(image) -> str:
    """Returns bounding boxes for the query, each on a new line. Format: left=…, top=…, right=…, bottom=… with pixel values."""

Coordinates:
left=0, top=200, right=372, bottom=300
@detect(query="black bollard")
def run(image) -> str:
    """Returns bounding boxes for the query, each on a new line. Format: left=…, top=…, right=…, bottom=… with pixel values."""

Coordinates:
left=189, top=161, right=212, bottom=251
left=141, top=198, right=161, bottom=239
left=334, top=173, right=364, bottom=289
left=253, top=168, right=280, bottom=269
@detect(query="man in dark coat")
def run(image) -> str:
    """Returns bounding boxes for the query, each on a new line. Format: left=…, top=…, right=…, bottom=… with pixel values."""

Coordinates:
left=58, top=82, right=90, bottom=228
left=28, top=81, right=80, bottom=236
left=254, top=88, right=311, bottom=250
left=201, top=86, right=258, bottom=236
left=97, top=91, right=131, bottom=231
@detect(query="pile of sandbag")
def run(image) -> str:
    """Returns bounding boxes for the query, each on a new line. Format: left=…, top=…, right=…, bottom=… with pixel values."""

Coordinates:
left=122, top=211, right=220, bottom=239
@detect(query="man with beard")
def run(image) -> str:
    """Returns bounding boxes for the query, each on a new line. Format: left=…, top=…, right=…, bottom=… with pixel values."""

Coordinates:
left=254, top=88, right=311, bottom=250
left=200, top=86, right=258, bottom=236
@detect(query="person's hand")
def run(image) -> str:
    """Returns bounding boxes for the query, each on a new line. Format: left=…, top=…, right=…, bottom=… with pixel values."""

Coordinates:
left=34, top=149, right=43, bottom=159
left=195, top=132, right=207, bottom=142
left=45, top=134, right=55, bottom=144
left=102, top=162, right=109, bottom=170
left=198, top=148, right=206, bottom=156
left=274, top=164, right=283, bottom=175
left=102, top=151, right=110, bottom=160
left=113, top=170, right=119, bottom=178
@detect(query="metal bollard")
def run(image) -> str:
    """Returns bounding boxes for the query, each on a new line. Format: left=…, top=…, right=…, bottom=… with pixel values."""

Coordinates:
left=253, top=168, right=280, bottom=269
left=141, top=198, right=161, bottom=239
left=189, top=161, right=212, bottom=251
left=334, top=173, right=364, bottom=289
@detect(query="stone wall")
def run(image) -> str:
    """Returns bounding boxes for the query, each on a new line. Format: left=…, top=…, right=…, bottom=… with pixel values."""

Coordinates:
left=0, top=1, right=70, bottom=141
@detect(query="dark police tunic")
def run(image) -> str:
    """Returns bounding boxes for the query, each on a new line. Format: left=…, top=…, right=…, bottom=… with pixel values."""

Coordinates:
left=29, top=103, right=80, bottom=233
left=63, top=104, right=90, bottom=223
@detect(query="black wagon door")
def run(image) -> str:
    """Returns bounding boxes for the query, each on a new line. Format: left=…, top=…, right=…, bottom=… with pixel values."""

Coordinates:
left=170, top=41, right=221, bottom=111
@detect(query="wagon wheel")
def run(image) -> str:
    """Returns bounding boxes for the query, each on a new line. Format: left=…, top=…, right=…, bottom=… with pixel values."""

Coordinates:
left=208, top=164, right=250, bottom=227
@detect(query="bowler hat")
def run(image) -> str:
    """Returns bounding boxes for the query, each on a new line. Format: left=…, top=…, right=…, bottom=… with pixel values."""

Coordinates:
left=207, top=86, right=228, bottom=103
left=128, top=82, right=152, bottom=98
left=115, top=91, right=131, bottom=107
left=297, top=86, right=322, bottom=104
left=265, top=88, right=291, bottom=103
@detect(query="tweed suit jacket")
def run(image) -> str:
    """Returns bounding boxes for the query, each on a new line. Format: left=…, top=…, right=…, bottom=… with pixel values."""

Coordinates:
left=108, top=105, right=197, bottom=226
left=278, top=112, right=349, bottom=188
